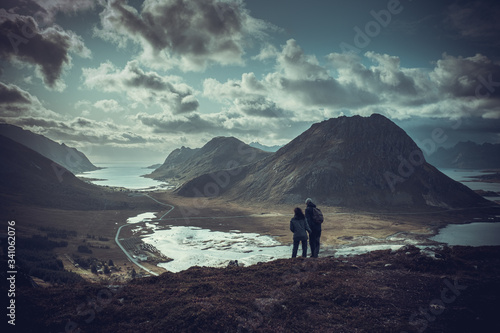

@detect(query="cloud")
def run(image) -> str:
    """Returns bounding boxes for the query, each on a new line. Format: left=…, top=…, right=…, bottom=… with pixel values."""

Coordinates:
left=94, top=0, right=273, bottom=71
left=82, top=60, right=199, bottom=114
left=7, top=114, right=163, bottom=149
left=203, top=39, right=500, bottom=124
left=2, top=0, right=96, bottom=26
left=203, top=40, right=380, bottom=120
left=0, top=81, right=167, bottom=150
left=136, top=109, right=311, bottom=148
left=444, top=1, right=500, bottom=44
left=0, top=81, right=59, bottom=118
left=93, top=99, right=124, bottom=113
left=137, top=112, right=227, bottom=135
left=276, top=39, right=330, bottom=81
left=430, top=53, right=500, bottom=98
left=0, top=9, right=91, bottom=90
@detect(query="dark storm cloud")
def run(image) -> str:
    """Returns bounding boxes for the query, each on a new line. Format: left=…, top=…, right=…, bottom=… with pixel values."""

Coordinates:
left=0, top=10, right=90, bottom=90
left=95, top=0, right=272, bottom=70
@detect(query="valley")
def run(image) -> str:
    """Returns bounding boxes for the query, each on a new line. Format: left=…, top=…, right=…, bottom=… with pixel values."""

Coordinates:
left=2, top=114, right=500, bottom=332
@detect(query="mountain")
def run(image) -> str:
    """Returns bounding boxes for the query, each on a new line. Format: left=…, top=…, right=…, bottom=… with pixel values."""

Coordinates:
left=177, top=114, right=491, bottom=209
left=148, top=137, right=272, bottom=184
left=426, top=141, right=500, bottom=169
left=0, top=123, right=98, bottom=174
left=0, top=135, right=114, bottom=210
left=249, top=141, right=282, bottom=152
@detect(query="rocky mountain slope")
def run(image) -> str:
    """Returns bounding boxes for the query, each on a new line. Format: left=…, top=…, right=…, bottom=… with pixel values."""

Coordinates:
left=0, top=135, right=121, bottom=210
left=426, top=141, right=500, bottom=169
left=148, top=137, right=272, bottom=183
left=0, top=123, right=98, bottom=174
left=177, top=114, right=491, bottom=209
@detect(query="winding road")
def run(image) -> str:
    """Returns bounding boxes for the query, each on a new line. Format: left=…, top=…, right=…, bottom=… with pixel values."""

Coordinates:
left=114, top=194, right=174, bottom=276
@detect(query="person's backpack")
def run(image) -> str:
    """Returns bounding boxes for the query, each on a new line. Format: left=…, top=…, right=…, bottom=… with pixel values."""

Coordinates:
left=311, top=207, right=324, bottom=224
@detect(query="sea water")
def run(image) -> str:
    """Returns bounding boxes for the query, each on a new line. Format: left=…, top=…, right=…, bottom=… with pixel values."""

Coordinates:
left=439, top=168, right=500, bottom=194
left=430, top=222, right=500, bottom=246
left=77, top=162, right=167, bottom=190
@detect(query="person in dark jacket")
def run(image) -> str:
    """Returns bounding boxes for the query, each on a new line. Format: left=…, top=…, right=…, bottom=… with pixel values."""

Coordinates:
left=305, top=198, right=321, bottom=257
left=290, top=207, right=311, bottom=258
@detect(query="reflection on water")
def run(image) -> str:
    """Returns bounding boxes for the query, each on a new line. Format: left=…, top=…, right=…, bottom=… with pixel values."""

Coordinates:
left=430, top=222, right=500, bottom=246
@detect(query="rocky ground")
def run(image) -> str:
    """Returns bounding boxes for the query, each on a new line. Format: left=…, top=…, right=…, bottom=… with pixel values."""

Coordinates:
left=11, top=245, right=500, bottom=333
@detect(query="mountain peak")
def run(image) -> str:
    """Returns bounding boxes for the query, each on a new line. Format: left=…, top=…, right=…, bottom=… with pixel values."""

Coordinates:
left=149, top=136, right=272, bottom=183
left=178, top=114, right=490, bottom=209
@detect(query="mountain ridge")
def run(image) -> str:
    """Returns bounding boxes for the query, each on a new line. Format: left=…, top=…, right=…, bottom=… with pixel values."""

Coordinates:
left=0, top=123, right=98, bottom=174
left=426, top=141, right=500, bottom=169
left=148, top=136, right=272, bottom=184
left=177, top=114, right=492, bottom=209
left=0, top=134, right=124, bottom=210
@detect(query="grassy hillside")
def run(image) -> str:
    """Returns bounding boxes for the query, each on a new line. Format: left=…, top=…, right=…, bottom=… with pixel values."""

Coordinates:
left=12, top=245, right=500, bottom=333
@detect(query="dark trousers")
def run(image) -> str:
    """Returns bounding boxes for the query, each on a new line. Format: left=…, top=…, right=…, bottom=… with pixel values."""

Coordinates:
left=309, top=230, right=321, bottom=257
left=292, top=238, right=308, bottom=258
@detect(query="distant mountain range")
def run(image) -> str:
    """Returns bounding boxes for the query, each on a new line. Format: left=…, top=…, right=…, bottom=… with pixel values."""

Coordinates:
left=176, top=114, right=491, bottom=209
left=249, top=142, right=282, bottom=152
left=0, top=123, right=98, bottom=174
left=148, top=137, right=272, bottom=184
left=426, top=141, right=500, bottom=170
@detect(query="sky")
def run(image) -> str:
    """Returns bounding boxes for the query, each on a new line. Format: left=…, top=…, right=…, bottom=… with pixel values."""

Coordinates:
left=1, top=0, right=500, bottom=163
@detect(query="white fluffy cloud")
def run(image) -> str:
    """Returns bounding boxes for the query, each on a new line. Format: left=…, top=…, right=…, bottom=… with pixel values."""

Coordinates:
left=94, top=0, right=273, bottom=71
left=93, top=99, right=124, bottom=113
left=82, top=60, right=199, bottom=114
left=203, top=39, right=500, bottom=124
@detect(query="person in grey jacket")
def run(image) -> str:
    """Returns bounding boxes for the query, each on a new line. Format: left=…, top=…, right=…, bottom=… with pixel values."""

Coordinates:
left=290, top=207, right=311, bottom=258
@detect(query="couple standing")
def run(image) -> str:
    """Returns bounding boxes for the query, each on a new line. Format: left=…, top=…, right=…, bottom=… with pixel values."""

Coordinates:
left=290, top=198, right=322, bottom=258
